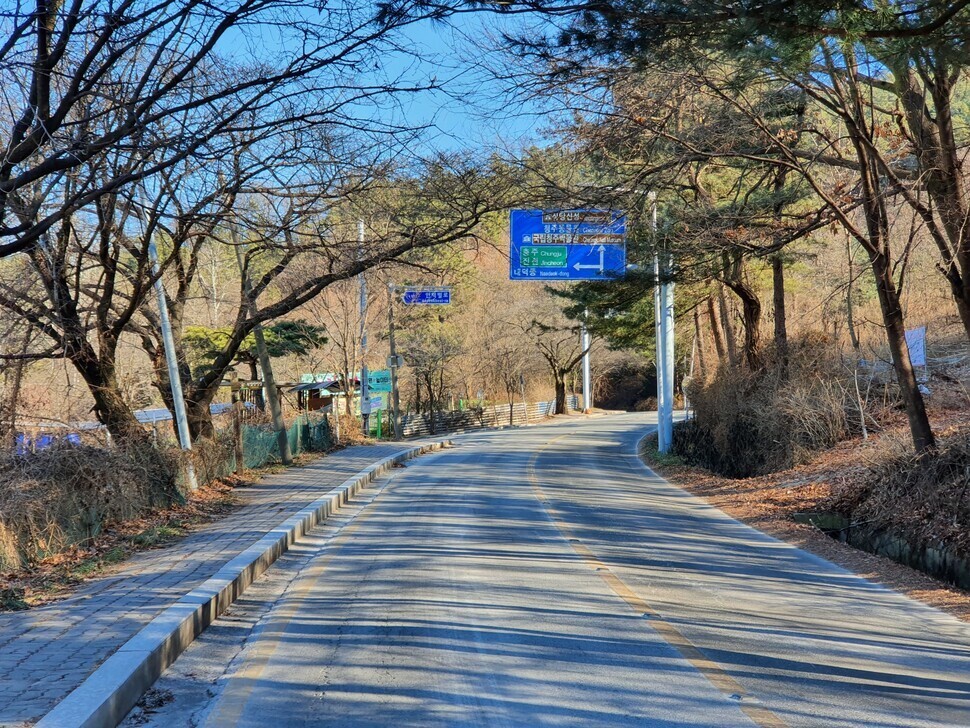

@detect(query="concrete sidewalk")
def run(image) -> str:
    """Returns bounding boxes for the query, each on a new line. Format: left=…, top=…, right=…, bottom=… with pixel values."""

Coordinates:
left=0, top=441, right=441, bottom=727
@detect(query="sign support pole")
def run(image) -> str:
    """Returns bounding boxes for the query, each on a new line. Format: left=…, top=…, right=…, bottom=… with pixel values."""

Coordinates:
left=661, top=251, right=675, bottom=451
left=388, top=283, right=402, bottom=440
left=650, top=193, right=669, bottom=452
left=581, top=309, right=592, bottom=413
left=648, top=190, right=675, bottom=454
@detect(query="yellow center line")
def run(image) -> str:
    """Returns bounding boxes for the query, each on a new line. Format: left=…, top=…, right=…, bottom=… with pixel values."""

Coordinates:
left=528, top=433, right=788, bottom=728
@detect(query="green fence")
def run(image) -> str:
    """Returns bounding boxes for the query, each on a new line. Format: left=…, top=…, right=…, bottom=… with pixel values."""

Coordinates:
left=157, top=416, right=338, bottom=491
left=240, top=416, right=334, bottom=470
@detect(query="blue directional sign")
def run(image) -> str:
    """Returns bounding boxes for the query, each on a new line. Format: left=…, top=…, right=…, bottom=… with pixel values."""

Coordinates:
left=510, top=209, right=626, bottom=281
left=402, top=288, right=451, bottom=305
left=367, top=369, right=392, bottom=392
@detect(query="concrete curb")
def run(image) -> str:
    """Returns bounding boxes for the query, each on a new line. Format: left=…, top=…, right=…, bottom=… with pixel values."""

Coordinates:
left=36, top=439, right=452, bottom=728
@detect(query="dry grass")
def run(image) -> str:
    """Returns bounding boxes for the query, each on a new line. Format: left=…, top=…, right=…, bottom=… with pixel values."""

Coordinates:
left=0, top=442, right=181, bottom=571
left=0, top=475, right=239, bottom=610
left=678, top=335, right=866, bottom=477
left=828, top=424, right=970, bottom=556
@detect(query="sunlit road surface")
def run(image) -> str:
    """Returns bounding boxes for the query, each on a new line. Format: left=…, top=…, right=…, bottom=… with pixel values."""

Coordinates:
left=138, top=414, right=970, bottom=727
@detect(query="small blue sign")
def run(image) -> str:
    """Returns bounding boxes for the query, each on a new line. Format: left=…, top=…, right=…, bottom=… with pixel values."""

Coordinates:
left=402, top=288, right=451, bottom=305
left=510, top=209, right=627, bottom=281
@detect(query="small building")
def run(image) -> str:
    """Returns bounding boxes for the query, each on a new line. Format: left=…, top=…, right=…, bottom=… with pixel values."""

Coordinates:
left=291, top=375, right=343, bottom=413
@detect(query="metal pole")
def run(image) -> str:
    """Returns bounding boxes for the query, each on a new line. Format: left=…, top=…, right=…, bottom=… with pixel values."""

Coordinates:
left=661, top=249, right=675, bottom=452
left=581, top=309, right=592, bottom=413
left=388, top=283, right=402, bottom=440
left=519, top=373, right=530, bottom=425
left=650, top=193, right=667, bottom=452
left=147, top=239, right=198, bottom=490
left=358, top=220, right=371, bottom=436
left=232, top=229, right=292, bottom=465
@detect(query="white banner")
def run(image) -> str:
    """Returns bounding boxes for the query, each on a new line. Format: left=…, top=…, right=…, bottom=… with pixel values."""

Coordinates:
left=905, top=326, right=927, bottom=368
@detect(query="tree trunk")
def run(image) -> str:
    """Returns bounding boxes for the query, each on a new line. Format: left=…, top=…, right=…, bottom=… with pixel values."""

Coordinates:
left=64, top=333, right=146, bottom=442
left=723, top=274, right=762, bottom=369
left=716, top=285, right=738, bottom=366
left=706, top=295, right=726, bottom=363
left=772, top=255, right=788, bottom=354
left=846, top=234, right=861, bottom=352
left=2, top=334, right=30, bottom=446
left=892, top=61, right=970, bottom=342
left=816, top=43, right=935, bottom=453
left=506, top=386, right=515, bottom=425
left=424, top=377, right=436, bottom=433
left=870, top=249, right=935, bottom=452
left=343, top=367, right=354, bottom=415
left=554, top=375, right=567, bottom=415
left=693, top=308, right=707, bottom=377
left=77, top=362, right=146, bottom=442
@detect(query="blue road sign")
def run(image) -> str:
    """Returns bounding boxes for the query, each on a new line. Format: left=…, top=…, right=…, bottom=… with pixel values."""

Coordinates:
left=402, top=288, right=451, bottom=305
left=509, top=209, right=626, bottom=281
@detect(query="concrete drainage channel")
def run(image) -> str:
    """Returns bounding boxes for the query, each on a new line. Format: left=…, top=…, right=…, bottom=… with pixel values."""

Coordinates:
left=37, top=439, right=452, bottom=728
left=793, top=511, right=970, bottom=592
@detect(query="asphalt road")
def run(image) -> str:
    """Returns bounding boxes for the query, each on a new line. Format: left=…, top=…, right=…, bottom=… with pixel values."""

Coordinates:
left=128, top=414, right=970, bottom=727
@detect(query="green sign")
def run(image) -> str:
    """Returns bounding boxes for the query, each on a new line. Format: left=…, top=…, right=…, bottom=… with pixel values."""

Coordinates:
left=520, top=245, right=568, bottom=268
left=367, top=369, right=392, bottom=392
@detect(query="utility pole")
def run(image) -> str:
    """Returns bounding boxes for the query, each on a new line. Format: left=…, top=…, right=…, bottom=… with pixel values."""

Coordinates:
left=358, top=220, right=371, bottom=436
left=147, top=238, right=197, bottom=490
left=387, top=283, right=402, bottom=440
left=581, top=308, right=592, bottom=413
left=232, top=228, right=292, bottom=465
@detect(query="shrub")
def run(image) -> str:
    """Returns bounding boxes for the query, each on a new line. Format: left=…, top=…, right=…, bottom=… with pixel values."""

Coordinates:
left=675, top=335, right=859, bottom=478
left=0, top=442, right=181, bottom=569
left=187, top=431, right=236, bottom=485
left=830, top=432, right=970, bottom=556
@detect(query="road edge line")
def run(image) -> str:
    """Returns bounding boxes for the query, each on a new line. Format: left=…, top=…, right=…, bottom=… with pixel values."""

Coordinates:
left=35, top=439, right=452, bottom=728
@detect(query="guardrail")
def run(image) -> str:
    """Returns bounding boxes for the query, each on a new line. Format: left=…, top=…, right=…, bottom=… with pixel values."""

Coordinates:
left=398, top=396, right=580, bottom=438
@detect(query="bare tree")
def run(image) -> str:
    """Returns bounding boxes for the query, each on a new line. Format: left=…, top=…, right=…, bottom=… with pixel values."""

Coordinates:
left=0, top=0, right=453, bottom=258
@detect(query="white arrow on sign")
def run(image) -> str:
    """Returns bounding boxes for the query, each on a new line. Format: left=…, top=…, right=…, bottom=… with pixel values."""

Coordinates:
left=574, top=245, right=606, bottom=272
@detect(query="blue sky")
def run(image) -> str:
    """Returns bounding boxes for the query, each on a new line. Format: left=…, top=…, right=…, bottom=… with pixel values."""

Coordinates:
left=379, top=10, right=554, bottom=153
left=218, top=3, right=556, bottom=156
